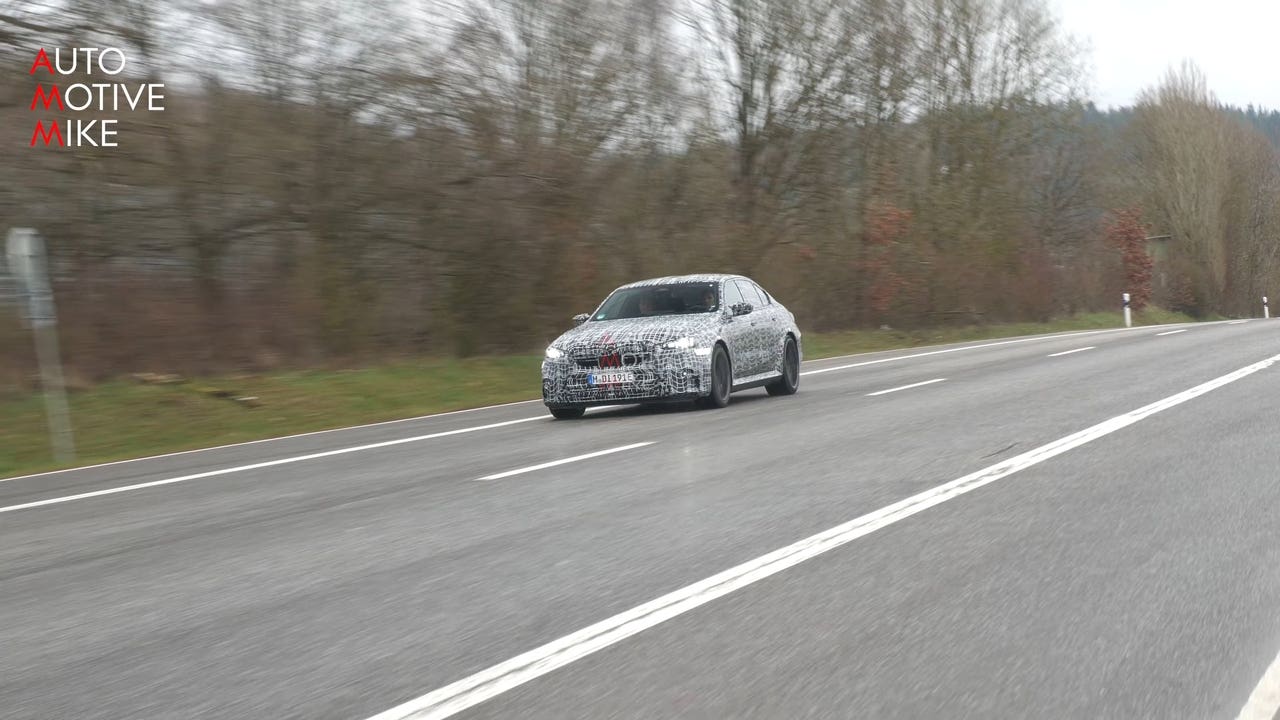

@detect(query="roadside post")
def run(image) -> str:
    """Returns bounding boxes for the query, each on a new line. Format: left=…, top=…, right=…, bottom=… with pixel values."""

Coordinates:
left=1123, top=292, right=1131, bottom=328
left=1265, top=296, right=1270, bottom=319
left=5, top=228, right=76, bottom=464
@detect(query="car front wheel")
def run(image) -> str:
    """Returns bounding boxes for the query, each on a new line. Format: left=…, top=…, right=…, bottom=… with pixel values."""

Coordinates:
left=698, top=344, right=732, bottom=409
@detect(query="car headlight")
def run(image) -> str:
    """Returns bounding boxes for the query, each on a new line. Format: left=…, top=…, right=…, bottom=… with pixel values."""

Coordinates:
left=545, top=346, right=565, bottom=359
left=665, top=337, right=696, bottom=349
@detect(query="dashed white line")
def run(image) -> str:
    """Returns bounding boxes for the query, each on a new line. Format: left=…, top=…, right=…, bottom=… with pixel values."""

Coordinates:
left=0, top=417, right=545, bottom=514
left=1228, top=320, right=1250, bottom=325
left=475, top=442, right=654, bottom=481
left=1157, top=329, right=1187, bottom=336
left=1237, top=647, right=1280, bottom=720
left=1048, top=346, right=1096, bottom=357
left=362, top=350, right=1280, bottom=720
left=866, top=378, right=947, bottom=396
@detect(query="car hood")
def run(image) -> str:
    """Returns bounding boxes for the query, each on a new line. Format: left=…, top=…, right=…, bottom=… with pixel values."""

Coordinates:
left=552, top=315, right=718, bottom=349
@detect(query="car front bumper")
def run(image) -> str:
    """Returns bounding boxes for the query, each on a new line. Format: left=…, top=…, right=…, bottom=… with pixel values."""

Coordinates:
left=541, top=350, right=713, bottom=407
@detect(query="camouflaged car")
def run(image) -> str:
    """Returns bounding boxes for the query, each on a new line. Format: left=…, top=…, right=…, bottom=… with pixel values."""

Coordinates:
left=540, top=274, right=802, bottom=419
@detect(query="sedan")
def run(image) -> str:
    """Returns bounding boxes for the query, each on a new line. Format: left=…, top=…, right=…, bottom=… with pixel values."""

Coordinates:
left=540, top=273, right=802, bottom=419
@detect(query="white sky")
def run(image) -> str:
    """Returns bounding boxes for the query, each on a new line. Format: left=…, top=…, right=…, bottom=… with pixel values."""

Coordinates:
left=1052, top=0, right=1280, bottom=110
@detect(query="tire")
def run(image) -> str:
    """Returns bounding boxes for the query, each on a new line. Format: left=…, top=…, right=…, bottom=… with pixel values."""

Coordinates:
left=699, top=344, right=732, bottom=409
left=766, top=336, right=800, bottom=396
left=549, top=406, right=585, bottom=420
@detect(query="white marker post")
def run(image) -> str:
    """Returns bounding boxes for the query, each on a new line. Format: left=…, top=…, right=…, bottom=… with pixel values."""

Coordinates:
left=1265, top=296, right=1270, bottom=319
left=1123, top=292, right=1131, bottom=328
left=6, top=228, right=76, bottom=464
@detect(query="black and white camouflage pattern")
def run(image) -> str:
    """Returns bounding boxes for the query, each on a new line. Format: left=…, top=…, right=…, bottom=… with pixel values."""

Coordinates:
left=541, top=274, right=802, bottom=408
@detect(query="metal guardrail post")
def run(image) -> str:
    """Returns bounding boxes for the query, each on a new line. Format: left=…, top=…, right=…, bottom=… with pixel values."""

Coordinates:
left=6, top=228, right=76, bottom=464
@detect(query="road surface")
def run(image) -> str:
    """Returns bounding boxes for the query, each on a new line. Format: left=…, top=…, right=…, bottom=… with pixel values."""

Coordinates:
left=2, top=320, right=1278, bottom=720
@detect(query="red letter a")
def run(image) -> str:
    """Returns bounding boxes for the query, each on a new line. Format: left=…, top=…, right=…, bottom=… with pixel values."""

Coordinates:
left=30, top=48, right=55, bottom=75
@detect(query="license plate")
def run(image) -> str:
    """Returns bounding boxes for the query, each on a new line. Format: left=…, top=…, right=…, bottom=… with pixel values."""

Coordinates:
left=588, top=372, right=635, bottom=386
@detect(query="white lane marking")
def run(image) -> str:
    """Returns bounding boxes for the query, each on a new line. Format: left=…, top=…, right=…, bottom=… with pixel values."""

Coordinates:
left=1237, top=647, right=1280, bottom=720
left=800, top=327, right=1148, bottom=377
left=798, top=321, right=1228, bottom=367
left=0, top=317, right=1239, bottom=481
left=476, top=442, right=654, bottom=481
left=866, top=378, right=946, bottom=396
left=364, top=351, right=1280, bottom=720
left=0, top=399, right=544, bottom=484
left=0, top=417, right=545, bottom=514
left=1228, top=320, right=1249, bottom=325
left=1048, top=346, right=1096, bottom=357
left=1157, top=329, right=1187, bottom=336
left=5, top=321, right=1227, bottom=484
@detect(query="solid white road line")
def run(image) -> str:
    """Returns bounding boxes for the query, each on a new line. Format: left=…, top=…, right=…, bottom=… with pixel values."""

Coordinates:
left=0, top=399, right=544, bottom=484
left=0, top=417, right=545, bottom=514
left=866, top=378, right=946, bottom=396
left=799, top=321, right=1229, bottom=367
left=800, top=327, right=1146, bottom=377
left=364, top=351, right=1280, bottom=720
left=476, top=443, right=654, bottom=481
left=1237, top=647, right=1280, bottom=720
left=1157, top=329, right=1187, bottom=336
left=4, top=321, right=1226, bottom=484
left=1048, top=346, right=1096, bottom=357
left=1228, top=320, right=1250, bottom=325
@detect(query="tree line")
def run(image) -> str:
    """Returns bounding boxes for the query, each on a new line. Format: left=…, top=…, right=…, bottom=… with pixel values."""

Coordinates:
left=1, top=0, right=1278, bottom=385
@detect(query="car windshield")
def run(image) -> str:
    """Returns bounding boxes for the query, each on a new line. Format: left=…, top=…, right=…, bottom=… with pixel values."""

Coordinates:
left=591, top=283, right=719, bottom=321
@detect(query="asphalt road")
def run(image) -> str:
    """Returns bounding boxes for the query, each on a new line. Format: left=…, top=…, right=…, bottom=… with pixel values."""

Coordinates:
left=2, top=320, right=1279, bottom=720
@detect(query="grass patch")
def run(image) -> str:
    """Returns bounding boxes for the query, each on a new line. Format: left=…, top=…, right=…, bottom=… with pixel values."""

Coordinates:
left=0, top=355, right=544, bottom=479
left=0, top=309, right=1197, bottom=479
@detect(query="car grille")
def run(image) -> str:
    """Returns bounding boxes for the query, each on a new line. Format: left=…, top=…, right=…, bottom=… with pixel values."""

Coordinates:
left=545, top=340, right=705, bottom=403
left=570, top=342, right=655, bottom=368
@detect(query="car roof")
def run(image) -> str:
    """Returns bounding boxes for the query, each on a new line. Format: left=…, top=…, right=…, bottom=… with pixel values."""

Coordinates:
left=615, top=273, right=748, bottom=289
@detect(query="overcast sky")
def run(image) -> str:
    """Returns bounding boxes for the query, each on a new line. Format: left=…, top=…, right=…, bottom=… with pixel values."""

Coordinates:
left=1052, top=0, right=1280, bottom=110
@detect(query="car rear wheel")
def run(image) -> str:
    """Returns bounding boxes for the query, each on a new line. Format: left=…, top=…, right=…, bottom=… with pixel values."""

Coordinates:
left=766, top=336, right=800, bottom=396
left=699, top=344, right=732, bottom=409
left=549, top=406, right=585, bottom=420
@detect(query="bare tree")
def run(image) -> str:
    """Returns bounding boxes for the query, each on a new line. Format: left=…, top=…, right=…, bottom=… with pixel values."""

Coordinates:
left=1129, top=63, right=1233, bottom=315
left=904, top=0, right=1086, bottom=318
left=6, top=0, right=1248, bottom=383
left=415, top=0, right=682, bottom=351
left=682, top=0, right=861, bottom=274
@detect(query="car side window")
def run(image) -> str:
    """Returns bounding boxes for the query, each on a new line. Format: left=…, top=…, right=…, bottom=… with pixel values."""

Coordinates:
left=751, top=281, right=772, bottom=305
left=722, top=281, right=745, bottom=310
left=735, top=280, right=763, bottom=308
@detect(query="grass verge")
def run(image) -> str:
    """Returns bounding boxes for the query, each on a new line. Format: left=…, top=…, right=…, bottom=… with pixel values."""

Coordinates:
left=0, top=309, right=1197, bottom=479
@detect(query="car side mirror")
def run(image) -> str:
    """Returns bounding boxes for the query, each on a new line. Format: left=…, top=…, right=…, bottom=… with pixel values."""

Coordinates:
left=572, top=313, right=589, bottom=326
left=732, top=303, right=753, bottom=317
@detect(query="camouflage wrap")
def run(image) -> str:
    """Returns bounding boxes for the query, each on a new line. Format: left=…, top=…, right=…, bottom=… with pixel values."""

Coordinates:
left=541, top=274, right=801, bottom=409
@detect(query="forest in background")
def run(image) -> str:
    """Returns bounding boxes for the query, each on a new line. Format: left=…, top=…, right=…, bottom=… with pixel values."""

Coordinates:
left=1, top=0, right=1278, bottom=386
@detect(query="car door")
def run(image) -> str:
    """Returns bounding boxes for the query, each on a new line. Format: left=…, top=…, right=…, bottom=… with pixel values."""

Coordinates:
left=718, top=279, right=755, bottom=380
left=745, top=279, right=787, bottom=374
left=729, top=279, right=771, bottom=377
